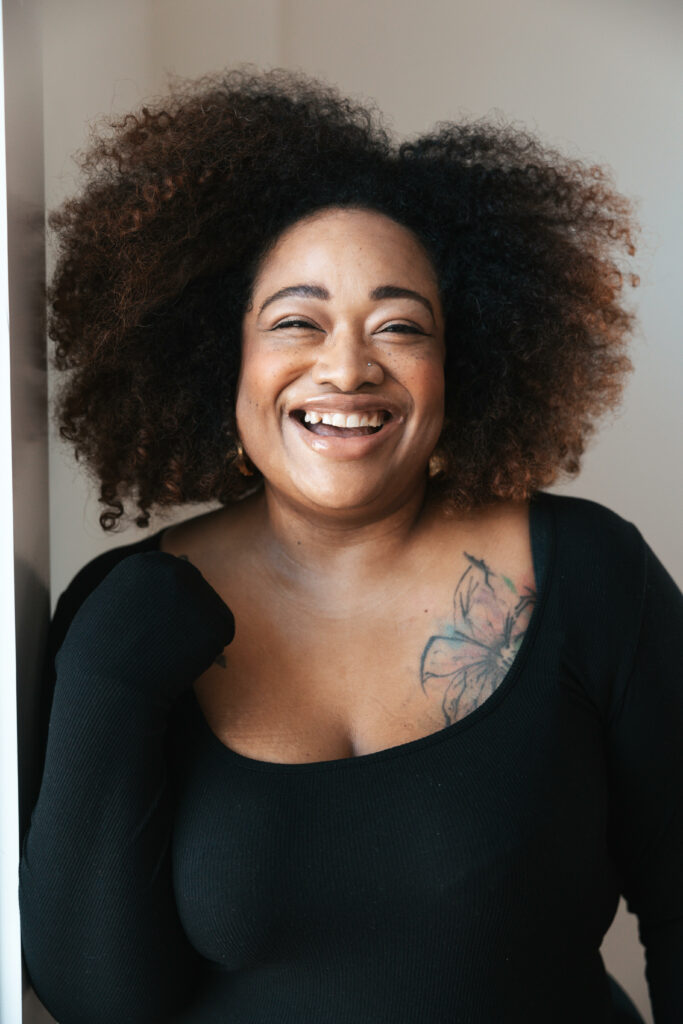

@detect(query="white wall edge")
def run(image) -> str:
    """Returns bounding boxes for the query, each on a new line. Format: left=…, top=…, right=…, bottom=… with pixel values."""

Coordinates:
left=0, top=0, right=23, bottom=1019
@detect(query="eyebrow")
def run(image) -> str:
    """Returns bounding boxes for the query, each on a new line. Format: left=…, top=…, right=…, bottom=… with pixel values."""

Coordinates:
left=370, top=285, right=434, bottom=319
left=259, top=285, right=330, bottom=314
left=258, top=283, right=435, bottom=319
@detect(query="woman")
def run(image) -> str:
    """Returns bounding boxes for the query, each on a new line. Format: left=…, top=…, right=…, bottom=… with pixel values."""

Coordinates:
left=20, top=70, right=681, bottom=1023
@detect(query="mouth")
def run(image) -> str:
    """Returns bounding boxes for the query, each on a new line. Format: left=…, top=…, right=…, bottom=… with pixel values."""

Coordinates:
left=290, top=408, right=391, bottom=438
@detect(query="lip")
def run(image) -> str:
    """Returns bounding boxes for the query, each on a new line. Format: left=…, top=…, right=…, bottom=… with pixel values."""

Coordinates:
left=286, top=405, right=404, bottom=460
left=287, top=394, right=404, bottom=420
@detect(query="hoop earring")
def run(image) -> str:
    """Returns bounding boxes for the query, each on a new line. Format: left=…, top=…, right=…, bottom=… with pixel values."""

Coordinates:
left=234, top=439, right=255, bottom=477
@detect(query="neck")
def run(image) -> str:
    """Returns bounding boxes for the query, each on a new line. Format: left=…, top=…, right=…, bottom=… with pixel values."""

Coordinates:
left=250, top=479, right=436, bottom=586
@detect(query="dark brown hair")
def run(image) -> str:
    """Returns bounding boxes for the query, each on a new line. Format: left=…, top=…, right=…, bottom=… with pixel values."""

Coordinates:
left=48, top=68, right=639, bottom=529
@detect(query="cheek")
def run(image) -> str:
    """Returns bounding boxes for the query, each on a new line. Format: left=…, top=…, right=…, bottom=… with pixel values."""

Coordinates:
left=235, top=346, right=301, bottom=433
left=396, top=352, right=446, bottom=417
left=234, top=350, right=263, bottom=435
left=422, top=359, right=446, bottom=401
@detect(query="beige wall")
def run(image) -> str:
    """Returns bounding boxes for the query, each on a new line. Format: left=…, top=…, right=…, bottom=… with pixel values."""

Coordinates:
left=42, top=2, right=683, bottom=1020
left=43, top=0, right=156, bottom=596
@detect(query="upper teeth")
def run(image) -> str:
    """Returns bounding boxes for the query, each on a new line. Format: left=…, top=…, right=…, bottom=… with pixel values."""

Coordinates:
left=303, top=411, right=385, bottom=428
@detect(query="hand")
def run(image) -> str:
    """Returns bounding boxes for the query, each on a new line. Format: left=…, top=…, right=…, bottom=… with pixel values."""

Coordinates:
left=55, top=551, right=235, bottom=704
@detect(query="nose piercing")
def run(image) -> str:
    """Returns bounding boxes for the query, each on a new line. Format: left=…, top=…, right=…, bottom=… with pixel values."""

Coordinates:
left=367, top=362, right=373, bottom=367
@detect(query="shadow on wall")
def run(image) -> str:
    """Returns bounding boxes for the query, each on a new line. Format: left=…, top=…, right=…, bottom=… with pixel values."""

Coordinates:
left=14, top=556, right=49, bottom=847
left=22, top=984, right=56, bottom=1023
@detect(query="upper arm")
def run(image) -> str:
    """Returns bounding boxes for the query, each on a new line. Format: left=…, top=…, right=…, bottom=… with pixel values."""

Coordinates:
left=30, top=534, right=164, bottom=834
left=604, top=539, right=683, bottom=1022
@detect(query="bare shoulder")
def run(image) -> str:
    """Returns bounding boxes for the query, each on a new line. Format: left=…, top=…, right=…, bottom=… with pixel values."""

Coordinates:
left=159, top=496, right=262, bottom=565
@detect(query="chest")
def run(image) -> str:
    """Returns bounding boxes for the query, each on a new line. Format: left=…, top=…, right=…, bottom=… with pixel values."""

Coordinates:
left=171, top=670, right=617, bottom=978
left=192, top=547, right=537, bottom=764
left=194, top=605, right=442, bottom=763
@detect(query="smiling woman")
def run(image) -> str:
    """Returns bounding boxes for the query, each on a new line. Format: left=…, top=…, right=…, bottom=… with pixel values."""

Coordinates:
left=19, top=67, right=681, bottom=1024
left=235, top=207, right=446, bottom=515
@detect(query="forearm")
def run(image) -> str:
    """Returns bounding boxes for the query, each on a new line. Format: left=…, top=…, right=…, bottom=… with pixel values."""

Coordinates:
left=20, top=675, right=200, bottom=1024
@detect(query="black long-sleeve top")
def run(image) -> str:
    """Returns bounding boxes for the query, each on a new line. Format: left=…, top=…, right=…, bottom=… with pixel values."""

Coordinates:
left=19, top=492, right=683, bottom=1022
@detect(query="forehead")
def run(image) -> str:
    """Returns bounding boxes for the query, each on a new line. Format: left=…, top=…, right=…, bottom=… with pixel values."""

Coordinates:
left=252, top=207, right=439, bottom=291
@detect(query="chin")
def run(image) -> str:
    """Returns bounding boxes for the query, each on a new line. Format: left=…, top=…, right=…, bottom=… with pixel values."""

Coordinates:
left=303, top=486, right=385, bottom=514
left=291, top=467, right=418, bottom=517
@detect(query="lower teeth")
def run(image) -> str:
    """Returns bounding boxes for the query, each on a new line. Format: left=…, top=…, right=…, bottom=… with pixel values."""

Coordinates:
left=304, top=421, right=382, bottom=436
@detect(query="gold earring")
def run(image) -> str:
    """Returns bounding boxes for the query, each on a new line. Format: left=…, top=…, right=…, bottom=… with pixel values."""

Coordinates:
left=234, top=439, right=255, bottom=477
left=428, top=450, right=446, bottom=478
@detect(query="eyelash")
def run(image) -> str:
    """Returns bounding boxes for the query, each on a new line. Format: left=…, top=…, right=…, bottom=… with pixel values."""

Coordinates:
left=273, top=319, right=425, bottom=335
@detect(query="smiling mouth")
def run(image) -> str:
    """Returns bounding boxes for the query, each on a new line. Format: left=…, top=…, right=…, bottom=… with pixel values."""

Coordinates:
left=291, top=409, right=390, bottom=437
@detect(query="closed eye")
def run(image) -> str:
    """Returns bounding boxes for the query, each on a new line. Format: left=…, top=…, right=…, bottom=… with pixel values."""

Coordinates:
left=271, top=319, right=428, bottom=335
left=379, top=323, right=427, bottom=335
left=271, top=319, right=319, bottom=330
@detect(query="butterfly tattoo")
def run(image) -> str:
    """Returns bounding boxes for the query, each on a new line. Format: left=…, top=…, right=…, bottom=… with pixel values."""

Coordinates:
left=420, top=552, right=536, bottom=726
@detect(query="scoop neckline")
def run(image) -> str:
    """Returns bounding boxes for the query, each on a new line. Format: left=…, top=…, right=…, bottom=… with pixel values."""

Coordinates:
left=163, top=491, right=557, bottom=774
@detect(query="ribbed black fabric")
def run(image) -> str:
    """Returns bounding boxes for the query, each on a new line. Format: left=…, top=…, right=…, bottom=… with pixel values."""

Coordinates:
left=19, top=492, right=682, bottom=1023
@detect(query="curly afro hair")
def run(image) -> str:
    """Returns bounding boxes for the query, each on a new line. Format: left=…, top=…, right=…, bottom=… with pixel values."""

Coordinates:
left=48, top=67, right=639, bottom=530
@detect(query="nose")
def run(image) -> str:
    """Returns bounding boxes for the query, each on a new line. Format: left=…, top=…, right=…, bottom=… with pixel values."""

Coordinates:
left=311, top=329, right=384, bottom=390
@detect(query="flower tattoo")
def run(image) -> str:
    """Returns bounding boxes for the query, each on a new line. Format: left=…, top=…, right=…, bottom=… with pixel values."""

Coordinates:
left=420, top=553, right=536, bottom=725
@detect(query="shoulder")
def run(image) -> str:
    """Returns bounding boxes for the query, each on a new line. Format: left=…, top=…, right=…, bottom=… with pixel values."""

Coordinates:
left=536, top=492, right=658, bottom=711
left=538, top=490, right=648, bottom=593
left=539, top=490, right=643, bottom=548
left=538, top=489, right=650, bottom=607
left=34, top=527, right=168, bottom=794
left=51, top=528, right=167, bottom=656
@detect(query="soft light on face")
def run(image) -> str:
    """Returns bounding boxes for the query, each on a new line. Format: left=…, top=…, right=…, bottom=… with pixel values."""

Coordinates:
left=236, top=207, right=446, bottom=518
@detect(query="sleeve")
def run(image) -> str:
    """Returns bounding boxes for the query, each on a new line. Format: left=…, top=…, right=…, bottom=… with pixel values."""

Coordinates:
left=19, top=553, right=212, bottom=1024
left=604, top=537, right=683, bottom=1024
